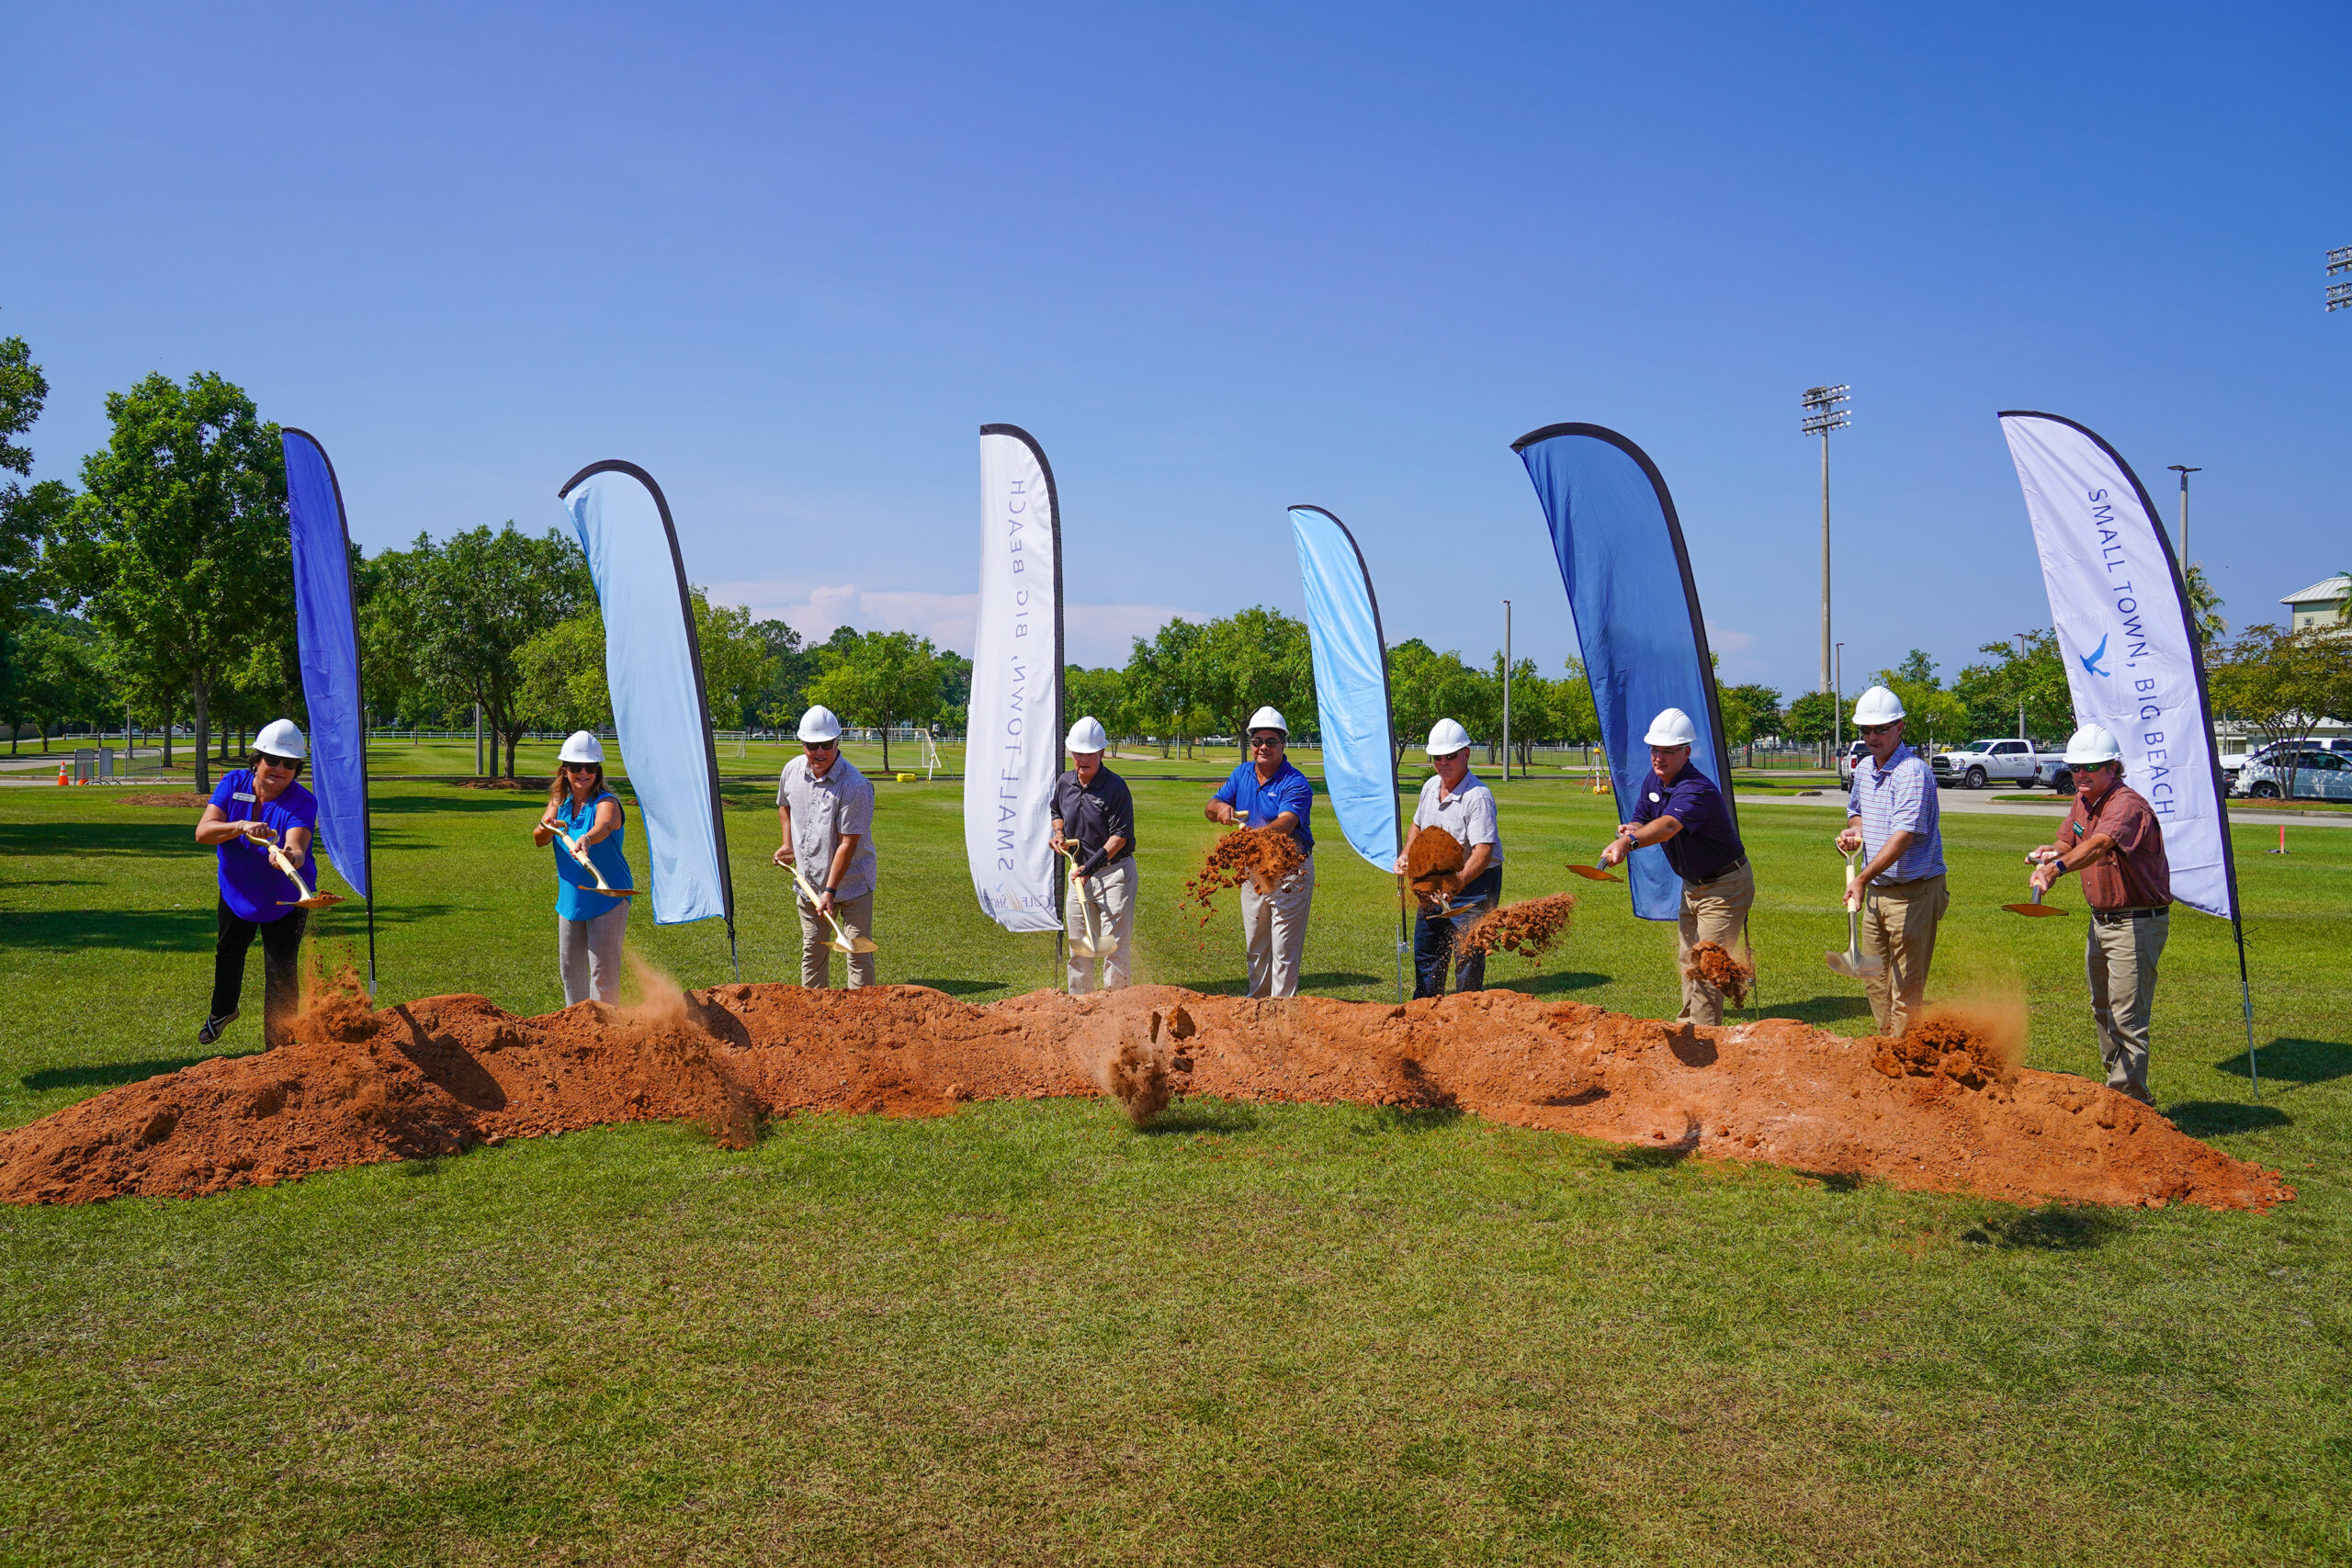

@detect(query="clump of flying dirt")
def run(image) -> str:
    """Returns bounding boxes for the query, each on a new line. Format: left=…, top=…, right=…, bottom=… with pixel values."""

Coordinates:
left=1403, top=826, right=1464, bottom=908
left=121, top=793, right=212, bottom=808
left=1875, top=1003, right=2024, bottom=1089
left=0, top=983, right=2294, bottom=1213
left=1683, top=942, right=1754, bottom=1009
left=1093, top=1005, right=1195, bottom=1126
left=1456, top=893, right=1577, bottom=958
left=297, top=960, right=379, bottom=1043
left=1181, top=829, right=1307, bottom=923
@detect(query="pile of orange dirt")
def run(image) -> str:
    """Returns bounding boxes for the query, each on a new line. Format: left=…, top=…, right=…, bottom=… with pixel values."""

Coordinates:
left=1403, top=826, right=1464, bottom=905
left=1875, top=1005, right=2021, bottom=1090
left=1457, top=894, right=1576, bottom=958
left=121, top=793, right=211, bottom=808
left=1684, top=941, right=1754, bottom=1008
left=1181, top=828, right=1306, bottom=920
left=0, top=981, right=2293, bottom=1213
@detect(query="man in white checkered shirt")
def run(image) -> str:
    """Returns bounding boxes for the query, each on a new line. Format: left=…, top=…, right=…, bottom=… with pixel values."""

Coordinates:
left=1834, top=685, right=1947, bottom=1035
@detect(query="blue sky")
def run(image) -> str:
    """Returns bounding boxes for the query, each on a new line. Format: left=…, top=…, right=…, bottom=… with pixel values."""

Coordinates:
left=6, top=2, right=2347, bottom=693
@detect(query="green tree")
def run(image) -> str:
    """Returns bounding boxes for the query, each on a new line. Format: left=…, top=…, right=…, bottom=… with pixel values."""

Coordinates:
left=694, top=595, right=778, bottom=731
left=2210, top=623, right=2352, bottom=799
left=51, top=371, right=288, bottom=794
left=515, top=611, right=612, bottom=734
left=354, top=541, right=450, bottom=728
left=413, top=525, right=594, bottom=778
left=804, top=629, right=943, bottom=772
left=933, top=649, right=975, bottom=735
left=1, top=611, right=107, bottom=751
left=1387, top=638, right=1482, bottom=766
left=2183, top=562, right=2226, bottom=649
left=0, top=316, right=74, bottom=739
left=1192, top=606, right=1315, bottom=755
left=1718, top=682, right=1784, bottom=767
left=1784, top=690, right=1838, bottom=752
left=1064, top=665, right=1130, bottom=747
left=1951, top=632, right=2072, bottom=742
left=1494, top=657, right=1554, bottom=769
left=747, top=619, right=821, bottom=732
left=1125, top=618, right=1206, bottom=757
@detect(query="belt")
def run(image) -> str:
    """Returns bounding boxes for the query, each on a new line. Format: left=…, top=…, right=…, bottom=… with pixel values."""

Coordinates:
left=2092, top=906, right=2168, bottom=924
left=1687, top=855, right=1748, bottom=887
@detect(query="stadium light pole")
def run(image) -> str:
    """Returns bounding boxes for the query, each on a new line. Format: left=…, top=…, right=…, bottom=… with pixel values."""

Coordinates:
left=2166, top=465, right=2201, bottom=561
left=1803, top=384, right=1850, bottom=765
left=2328, top=244, right=2352, bottom=313
left=1834, top=641, right=1845, bottom=763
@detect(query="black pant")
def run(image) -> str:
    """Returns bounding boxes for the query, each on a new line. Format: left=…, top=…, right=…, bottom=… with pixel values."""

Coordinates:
left=1414, top=866, right=1501, bottom=999
left=211, top=898, right=307, bottom=1045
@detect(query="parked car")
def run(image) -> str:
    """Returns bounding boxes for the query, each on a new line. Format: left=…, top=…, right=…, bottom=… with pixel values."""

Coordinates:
left=2235, top=750, right=2352, bottom=801
left=2221, top=737, right=2352, bottom=789
left=1836, top=739, right=1867, bottom=786
left=1928, top=738, right=2071, bottom=792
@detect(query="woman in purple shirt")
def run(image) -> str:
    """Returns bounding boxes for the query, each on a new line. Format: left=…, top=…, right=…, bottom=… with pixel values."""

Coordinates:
left=192, top=719, right=320, bottom=1049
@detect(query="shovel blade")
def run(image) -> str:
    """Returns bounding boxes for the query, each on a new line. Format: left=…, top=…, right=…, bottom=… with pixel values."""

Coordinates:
left=1565, top=863, right=1623, bottom=883
left=284, top=894, right=346, bottom=909
left=1824, top=951, right=1860, bottom=978
left=2002, top=902, right=2069, bottom=918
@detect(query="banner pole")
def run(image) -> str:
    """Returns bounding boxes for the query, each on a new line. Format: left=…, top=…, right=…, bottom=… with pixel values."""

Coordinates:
left=366, top=893, right=378, bottom=1002
left=2233, top=915, right=2259, bottom=1100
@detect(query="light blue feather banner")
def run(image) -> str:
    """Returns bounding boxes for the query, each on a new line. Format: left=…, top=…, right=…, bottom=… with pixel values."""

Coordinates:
left=1290, top=505, right=1397, bottom=872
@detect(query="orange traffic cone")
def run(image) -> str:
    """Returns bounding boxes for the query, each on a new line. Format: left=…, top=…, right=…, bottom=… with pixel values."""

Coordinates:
left=54, top=763, right=68, bottom=786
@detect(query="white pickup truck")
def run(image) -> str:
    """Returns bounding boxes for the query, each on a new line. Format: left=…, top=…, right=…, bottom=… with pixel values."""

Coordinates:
left=1928, top=739, right=2074, bottom=792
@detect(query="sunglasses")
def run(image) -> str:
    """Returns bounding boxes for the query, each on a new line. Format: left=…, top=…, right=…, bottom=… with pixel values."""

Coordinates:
left=562, top=761, right=600, bottom=773
left=803, top=740, right=838, bottom=752
left=1249, top=735, right=1283, bottom=748
left=1859, top=723, right=1900, bottom=737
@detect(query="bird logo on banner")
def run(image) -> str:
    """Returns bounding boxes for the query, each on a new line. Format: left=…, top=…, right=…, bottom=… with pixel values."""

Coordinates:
left=2079, top=633, right=2110, bottom=678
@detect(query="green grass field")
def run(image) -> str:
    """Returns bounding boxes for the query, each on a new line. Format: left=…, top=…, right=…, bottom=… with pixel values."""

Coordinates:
left=1, top=756, right=2346, bottom=1565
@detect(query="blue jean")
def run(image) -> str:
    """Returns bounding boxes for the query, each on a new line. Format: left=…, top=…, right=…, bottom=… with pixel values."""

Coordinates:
left=1414, top=867, right=1500, bottom=999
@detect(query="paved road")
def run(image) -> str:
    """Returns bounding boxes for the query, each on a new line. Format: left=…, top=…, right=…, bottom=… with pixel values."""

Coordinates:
left=1736, top=790, right=2352, bottom=830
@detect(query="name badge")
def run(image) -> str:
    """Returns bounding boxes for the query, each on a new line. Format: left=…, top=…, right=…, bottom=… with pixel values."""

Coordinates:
left=1648, top=792, right=1660, bottom=803
left=233, top=791, right=256, bottom=802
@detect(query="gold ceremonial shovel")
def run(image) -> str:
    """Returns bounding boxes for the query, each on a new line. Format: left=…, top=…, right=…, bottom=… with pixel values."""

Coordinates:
left=782, top=856, right=878, bottom=955
left=1565, top=863, right=1623, bottom=884
left=549, top=826, right=637, bottom=898
left=247, top=829, right=345, bottom=910
left=2004, top=873, right=2071, bottom=919
left=1824, top=848, right=1883, bottom=978
left=1056, top=844, right=1109, bottom=960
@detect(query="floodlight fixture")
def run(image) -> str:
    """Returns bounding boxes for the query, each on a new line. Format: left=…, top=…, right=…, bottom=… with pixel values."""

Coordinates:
left=1800, top=383, right=1851, bottom=436
left=2330, top=246, right=2352, bottom=311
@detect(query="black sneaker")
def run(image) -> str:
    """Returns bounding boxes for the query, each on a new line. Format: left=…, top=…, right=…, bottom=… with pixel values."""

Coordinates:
left=198, top=1010, right=238, bottom=1045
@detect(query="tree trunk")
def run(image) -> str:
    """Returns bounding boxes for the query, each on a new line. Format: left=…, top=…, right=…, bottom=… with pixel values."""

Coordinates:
left=882, top=721, right=891, bottom=773
left=191, top=677, right=212, bottom=795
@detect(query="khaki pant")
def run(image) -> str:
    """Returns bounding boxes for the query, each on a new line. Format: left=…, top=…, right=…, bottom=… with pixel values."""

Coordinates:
left=1675, top=861, right=1755, bottom=1027
left=1066, top=858, right=1136, bottom=994
left=1860, top=874, right=1947, bottom=1036
left=558, top=903, right=628, bottom=1005
left=797, top=889, right=877, bottom=988
left=1238, top=853, right=1315, bottom=999
left=2087, top=909, right=2166, bottom=1104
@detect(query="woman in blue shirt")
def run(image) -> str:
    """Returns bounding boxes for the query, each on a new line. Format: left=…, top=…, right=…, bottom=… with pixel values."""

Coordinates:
left=191, top=718, right=319, bottom=1049
left=533, top=731, right=635, bottom=1004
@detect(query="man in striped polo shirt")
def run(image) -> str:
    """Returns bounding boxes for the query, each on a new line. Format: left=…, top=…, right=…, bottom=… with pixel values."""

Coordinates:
left=1834, top=685, right=1947, bottom=1036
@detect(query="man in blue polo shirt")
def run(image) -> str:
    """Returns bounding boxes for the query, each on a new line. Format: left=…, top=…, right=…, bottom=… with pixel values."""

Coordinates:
left=1204, top=705, right=1316, bottom=998
left=1836, top=684, right=1947, bottom=1036
left=1598, top=706, right=1751, bottom=1026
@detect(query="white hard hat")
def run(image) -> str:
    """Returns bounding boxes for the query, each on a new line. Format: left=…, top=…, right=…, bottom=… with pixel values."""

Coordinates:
left=254, top=718, right=307, bottom=761
left=1066, top=716, right=1109, bottom=753
left=1853, top=685, right=1905, bottom=726
left=1425, top=717, right=1473, bottom=756
left=798, top=705, right=843, bottom=743
left=1643, top=707, right=1698, bottom=748
left=1247, top=706, right=1288, bottom=736
left=559, top=730, right=604, bottom=765
left=2064, top=723, right=2123, bottom=765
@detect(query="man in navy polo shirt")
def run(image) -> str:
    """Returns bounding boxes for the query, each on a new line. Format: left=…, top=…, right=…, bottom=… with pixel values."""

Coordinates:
left=1204, top=705, right=1316, bottom=998
left=1598, top=706, right=1752, bottom=1026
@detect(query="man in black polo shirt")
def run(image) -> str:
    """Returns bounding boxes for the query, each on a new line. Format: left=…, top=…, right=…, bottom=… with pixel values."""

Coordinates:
left=1049, top=716, right=1136, bottom=993
left=1597, top=706, right=1752, bottom=1025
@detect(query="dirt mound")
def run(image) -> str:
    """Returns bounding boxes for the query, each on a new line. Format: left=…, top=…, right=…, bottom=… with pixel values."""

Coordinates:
left=1458, top=894, right=1576, bottom=958
left=120, top=793, right=212, bottom=807
left=1404, top=826, right=1464, bottom=905
left=1181, top=828, right=1306, bottom=919
left=0, top=981, right=2292, bottom=1213
left=448, top=777, right=549, bottom=791
left=1684, top=942, right=1754, bottom=1008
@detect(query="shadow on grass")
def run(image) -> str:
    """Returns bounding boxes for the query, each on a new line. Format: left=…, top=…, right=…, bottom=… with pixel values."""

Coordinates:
left=366, top=793, right=551, bottom=816
left=0, top=821, right=198, bottom=857
left=2165, top=1100, right=2290, bottom=1136
left=1961, top=1206, right=2129, bottom=1251
left=1792, top=1168, right=1867, bottom=1191
left=2213, top=1037, right=2350, bottom=1089
left=903, top=977, right=1011, bottom=998
left=1756, top=995, right=1877, bottom=1026
left=1144, top=1099, right=1261, bottom=1135
left=1498, top=971, right=1611, bottom=996
left=0, top=900, right=458, bottom=953
left=1350, top=1105, right=1464, bottom=1136
left=22, top=1052, right=248, bottom=1092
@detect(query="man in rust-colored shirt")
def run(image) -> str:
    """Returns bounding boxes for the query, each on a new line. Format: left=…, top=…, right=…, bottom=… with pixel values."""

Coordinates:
left=2028, top=724, right=2171, bottom=1104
